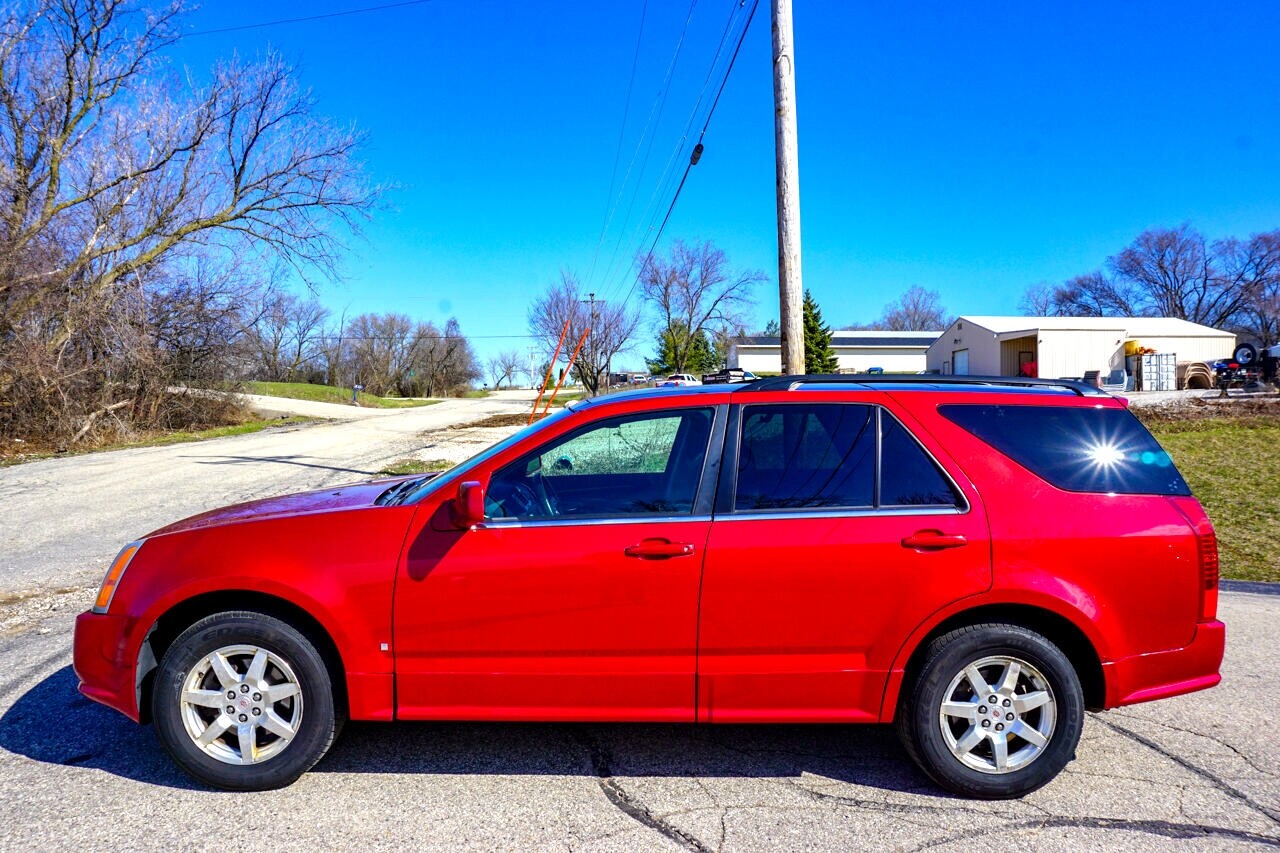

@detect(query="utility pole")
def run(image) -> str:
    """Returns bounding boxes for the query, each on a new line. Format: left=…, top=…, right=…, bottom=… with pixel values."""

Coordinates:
left=772, top=0, right=804, bottom=375
left=582, top=292, right=606, bottom=394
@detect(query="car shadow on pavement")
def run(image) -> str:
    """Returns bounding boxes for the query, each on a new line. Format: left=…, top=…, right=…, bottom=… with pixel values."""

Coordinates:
left=0, top=666, right=202, bottom=789
left=313, top=720, right=931, bottom=794
left=2, top=667, right=934, bottom=794
left=182, top=454, right=381, bottom=477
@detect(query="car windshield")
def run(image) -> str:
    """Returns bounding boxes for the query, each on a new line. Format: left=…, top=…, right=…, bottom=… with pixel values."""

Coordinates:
left=390, top=405, right=579, bottom=505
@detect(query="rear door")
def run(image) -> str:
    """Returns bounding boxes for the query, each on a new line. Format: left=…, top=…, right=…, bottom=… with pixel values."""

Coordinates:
left=697, top=398, right=991, bottom=722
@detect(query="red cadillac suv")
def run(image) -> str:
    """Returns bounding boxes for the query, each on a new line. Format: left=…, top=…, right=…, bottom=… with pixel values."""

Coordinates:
left=73, top=376, right=1224, bottom=797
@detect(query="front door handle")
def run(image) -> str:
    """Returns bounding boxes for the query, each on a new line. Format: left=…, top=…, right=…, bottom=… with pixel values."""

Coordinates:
left=624, top=538, right=695, bottom=559
left=901, top=530, right=968, bottom=550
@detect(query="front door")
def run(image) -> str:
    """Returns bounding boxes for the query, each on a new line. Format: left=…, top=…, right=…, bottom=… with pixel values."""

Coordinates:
left=394, top=404, right=720, bottom=722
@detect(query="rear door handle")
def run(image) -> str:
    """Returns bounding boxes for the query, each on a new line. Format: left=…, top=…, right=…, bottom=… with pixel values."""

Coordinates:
left=624, top=538, right=695, bottom=559
left=901, top=530, right=968, bottom=550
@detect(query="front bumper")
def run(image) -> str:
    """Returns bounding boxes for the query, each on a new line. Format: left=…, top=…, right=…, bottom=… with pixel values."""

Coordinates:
left=1104, top=620, right=1226, bottom=708
left=73, top=610, right=140, bottom=721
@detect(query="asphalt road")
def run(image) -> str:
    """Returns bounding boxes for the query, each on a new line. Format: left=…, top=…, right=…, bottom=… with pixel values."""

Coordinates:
left=1, top=394, right=1277, bottom=851
left=0, top=588, right=1274, bottom=851
left=0, top=392, right=531, bottom=596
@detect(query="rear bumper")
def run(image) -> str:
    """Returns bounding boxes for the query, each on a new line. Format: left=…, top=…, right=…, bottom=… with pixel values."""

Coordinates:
left=1104, top=620, right=1225, bottom=708
left=73, top=610, right=140, bottom=721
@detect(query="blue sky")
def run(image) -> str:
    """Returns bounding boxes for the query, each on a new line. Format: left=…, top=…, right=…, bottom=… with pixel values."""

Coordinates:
left=171, top=1, right=1280, bottom=370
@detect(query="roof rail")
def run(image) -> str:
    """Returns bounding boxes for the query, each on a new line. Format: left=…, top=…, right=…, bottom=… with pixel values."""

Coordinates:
left=738, top=374, right=1108, bottom=397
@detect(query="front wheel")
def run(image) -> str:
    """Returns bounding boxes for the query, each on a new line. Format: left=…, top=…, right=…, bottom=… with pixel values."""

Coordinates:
left=896, top=624, right=1084, bottom=799
left=152, top=611, right=340, bottom=791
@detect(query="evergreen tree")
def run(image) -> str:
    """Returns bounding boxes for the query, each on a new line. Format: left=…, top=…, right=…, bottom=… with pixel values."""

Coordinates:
left=803, top=290, right=838, bottom=374
left=645, top=324, right=716, bottom=375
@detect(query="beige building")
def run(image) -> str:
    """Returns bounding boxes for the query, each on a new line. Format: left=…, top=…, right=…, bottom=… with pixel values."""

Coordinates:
left=926, top=316, right=1236, bottom=379
left=729, top=330, right=941, bottom=374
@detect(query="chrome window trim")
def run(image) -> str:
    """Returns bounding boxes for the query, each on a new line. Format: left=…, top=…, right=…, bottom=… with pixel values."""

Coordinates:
left=879, top=407, right=972, bottom=514
left=475, top=515, right=712, bottom=530
left=714, top=506, right=965, bottom=523
left=727, top=402, right=971, bottom=518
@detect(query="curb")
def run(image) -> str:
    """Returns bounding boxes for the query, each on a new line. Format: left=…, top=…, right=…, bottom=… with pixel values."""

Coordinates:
left=1220, top=580, right=1280, bottom=596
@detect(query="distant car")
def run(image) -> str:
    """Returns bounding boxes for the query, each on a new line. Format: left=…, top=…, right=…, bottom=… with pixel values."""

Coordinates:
left=701, top=368, right=758, bottom=385
left=657, top=373, right=700, bottom=387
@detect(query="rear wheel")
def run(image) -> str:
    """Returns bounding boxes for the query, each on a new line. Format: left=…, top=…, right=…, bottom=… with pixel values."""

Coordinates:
left=897, top=623, right=1083, bottom=798
left=152, top=611, right=339, bottom=790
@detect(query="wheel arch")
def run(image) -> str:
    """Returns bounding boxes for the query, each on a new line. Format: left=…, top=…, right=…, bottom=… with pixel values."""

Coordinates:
left=882, top=603, right=1106, bottom=720
left=136, top=590, right=348, bottom=725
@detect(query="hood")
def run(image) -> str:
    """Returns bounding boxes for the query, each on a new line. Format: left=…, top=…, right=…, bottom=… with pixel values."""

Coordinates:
left=146, top=474, right=428, bottom=538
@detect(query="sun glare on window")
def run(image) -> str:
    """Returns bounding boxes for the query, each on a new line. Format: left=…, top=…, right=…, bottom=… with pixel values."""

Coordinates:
left=1084, top=441, right=1125, bottom=469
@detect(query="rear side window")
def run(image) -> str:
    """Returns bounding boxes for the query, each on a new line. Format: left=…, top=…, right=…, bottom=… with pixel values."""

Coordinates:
left=737, top=404, right=876, bottom=509
left=735, top=404, right=960, bottom=511
left=938, top=404, right=1191, bottom=496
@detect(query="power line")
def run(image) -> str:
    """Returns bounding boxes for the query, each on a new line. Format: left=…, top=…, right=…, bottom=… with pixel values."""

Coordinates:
left=613, top=0, right=761, bottom=311
left=592, top=0, right=702, bottom=297
left=601, top=2, right=741, bottom=297
left=584, top=0, right=650, bottom=291
left=604, top=0, right=752, bottom=303
left=183, top=0, right=435, bottom=38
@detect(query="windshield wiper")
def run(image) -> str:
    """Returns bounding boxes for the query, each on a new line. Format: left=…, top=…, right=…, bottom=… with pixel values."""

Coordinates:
left=376, top=475, right=436, bottom=506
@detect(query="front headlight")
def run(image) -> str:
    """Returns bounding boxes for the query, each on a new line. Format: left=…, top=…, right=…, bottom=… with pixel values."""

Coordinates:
left=92, top=540, right=144, bottom=614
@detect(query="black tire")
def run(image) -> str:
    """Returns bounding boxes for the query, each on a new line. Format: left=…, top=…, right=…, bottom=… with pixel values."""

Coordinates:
left=152, top=611, right=340, bottom=791
left=896, top=623, right=1083, bottom=799
left=1234, top=342, right=1258, bottom=366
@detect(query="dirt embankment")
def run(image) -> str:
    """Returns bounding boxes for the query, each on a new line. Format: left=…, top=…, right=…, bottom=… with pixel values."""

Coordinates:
left=1130, top=394, right=1280, bottom=431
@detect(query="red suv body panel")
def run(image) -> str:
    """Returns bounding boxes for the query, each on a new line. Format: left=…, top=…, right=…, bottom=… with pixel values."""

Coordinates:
left=74, top=382, right=1224, bottom=733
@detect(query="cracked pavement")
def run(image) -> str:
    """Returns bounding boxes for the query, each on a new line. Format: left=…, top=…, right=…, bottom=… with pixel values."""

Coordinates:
left=1, top=395, right=1277, bottom=850
left=0, top=588, right=1275, bottom=851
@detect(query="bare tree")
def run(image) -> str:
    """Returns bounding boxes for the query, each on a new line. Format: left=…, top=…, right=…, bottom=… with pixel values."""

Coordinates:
left=1108, top=225, right=1246, bottom=327
left=344, top=312, right=416, bottom=395
left=486, top=349, right=522, bottom=389
left=1017, top=282, right=1063, bottom=316
left=248, top=289, right=330, bottom=382
left=1035, top=225, right=1280, bottom=334
left=1047, top=271, right=1142, bottom=317
left=876, top=285, right=952, bottom=330
left=528, top=271, right=640, bottom=395
left=1215, top=230, right=1280, bottom=344
left=0, top=0, right=374, bottom=443
left=639, top=240, right=763, bottom=375
left=409, top=317, right=480, bottom=397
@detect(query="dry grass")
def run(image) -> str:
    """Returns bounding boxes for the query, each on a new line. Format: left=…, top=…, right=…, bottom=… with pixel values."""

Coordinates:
left=447, top=413, right=546, bottom=430
left=1, top=416, right=313, bottom=466
left=378, top=458, right=455, bottom=475
left=244, top=381, right=439, bottom=408
left=1137, top=402, right=1280, bottom=582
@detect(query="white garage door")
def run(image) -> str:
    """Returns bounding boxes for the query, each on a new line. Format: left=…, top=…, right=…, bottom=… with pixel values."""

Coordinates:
left=953, top=349, right=969, bottom=375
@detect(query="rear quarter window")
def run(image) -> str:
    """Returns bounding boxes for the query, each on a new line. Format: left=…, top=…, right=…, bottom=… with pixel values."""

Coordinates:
left=938, top=404, right=1191, bottom=496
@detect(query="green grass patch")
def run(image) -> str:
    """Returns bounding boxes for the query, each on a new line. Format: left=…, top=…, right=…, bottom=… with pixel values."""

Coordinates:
left=537, top=390, right=584, bottom=408
left=378, top=458, right=455, bottom=475
left=244, top=381, right=438, bottom=408
left=459, top=389, right=492, bottom=399
left=1147, top=415, right=1280, bottom=582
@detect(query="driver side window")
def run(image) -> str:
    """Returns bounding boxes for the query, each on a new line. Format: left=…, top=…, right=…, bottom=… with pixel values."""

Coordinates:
left=486, top=408, right=714, bottom=520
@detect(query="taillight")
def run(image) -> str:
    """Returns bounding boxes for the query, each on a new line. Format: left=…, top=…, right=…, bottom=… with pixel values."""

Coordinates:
left=1198, top=529, right=1219, bottom=621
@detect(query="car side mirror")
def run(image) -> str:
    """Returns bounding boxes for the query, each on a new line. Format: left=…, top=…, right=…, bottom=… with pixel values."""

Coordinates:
left=452, top=480, right=485, bottom=529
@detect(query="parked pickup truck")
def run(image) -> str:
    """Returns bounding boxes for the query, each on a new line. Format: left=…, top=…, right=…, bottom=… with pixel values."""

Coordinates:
left=701, top=368, right=758, bottom=384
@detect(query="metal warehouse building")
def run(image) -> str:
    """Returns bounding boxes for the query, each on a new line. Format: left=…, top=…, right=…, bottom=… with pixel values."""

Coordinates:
left=729, top=330, right=941, bottom=374
left=926, top=316, right=1236, bottom=380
